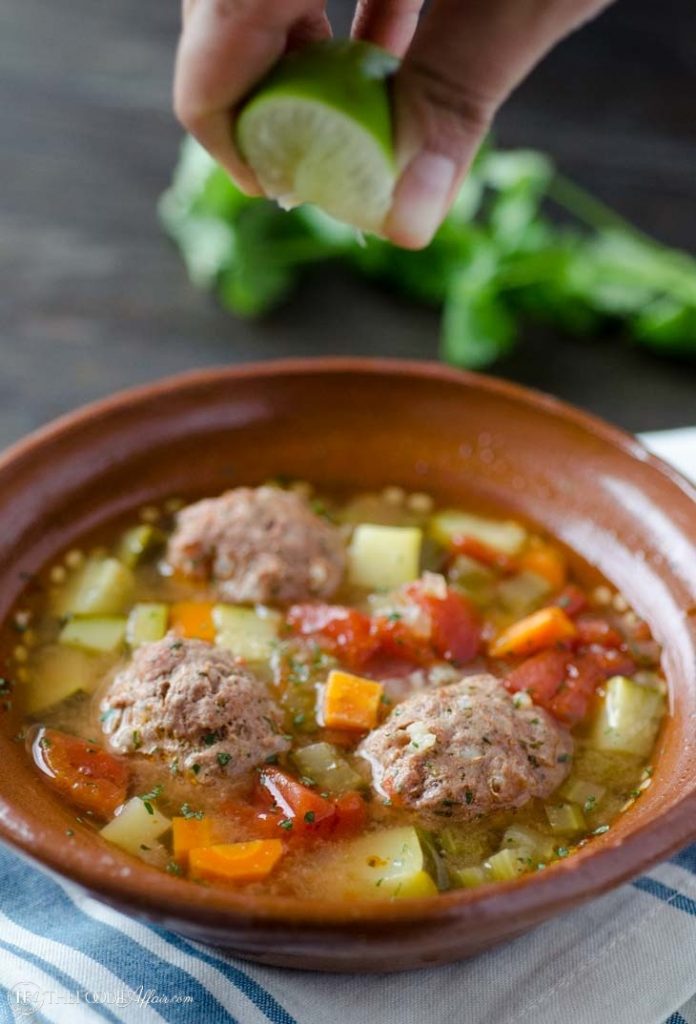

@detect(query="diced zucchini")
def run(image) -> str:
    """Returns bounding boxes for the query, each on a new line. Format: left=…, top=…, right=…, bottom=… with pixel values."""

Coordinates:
left=559, top=777, right=606, bottom=809
left=24, top=645, right=102, bottom=714
left=59, top=616, right=127, bottom=654
left=100, top=796, right=171, bottom=857
left=501, top=824, right=556, bottom=862
left=291, top=743, right=365, bottom=794
left=213, top=604, right=281, bottom=662
left=347, top=524, right=422, bottom=589
left=451, top=865, right=487, bottom=889
left=447, top=554, right=496, bottom=606
left=484, top=847, right=532, bottom=882
left=497, top=571, right=551, bottom=616
left=117, top=524, right=165, bottom=568
left=335, top=826, right=438, bottom=899
left=429, top=511, right=527, bottom=555
left=590, top=676, right=666, bottom=758
left=54, top=557, right=134, bottom=616
left=127, top=603, right=169, bottom=648
left=545, top=802, right=586, bottom=835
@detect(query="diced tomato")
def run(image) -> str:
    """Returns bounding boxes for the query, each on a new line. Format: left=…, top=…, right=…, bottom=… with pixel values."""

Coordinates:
left=505, top=648, right=571, bottom=706
left=574, top=617, right=623, bottom=648
left=370, top=616, right=432, bottom=666
left=331, top=791, right=368, bottom=839
left=553, top=584, right=588, bottom=617
left=31, top=727, right=129, bottom=819
left=286, top=604, right=379, bottom=669
left=408, top=585, right=481, bottom=663
left=254, top=768, right=366, bottom=842
left=450, top=535, right=517, bottom=573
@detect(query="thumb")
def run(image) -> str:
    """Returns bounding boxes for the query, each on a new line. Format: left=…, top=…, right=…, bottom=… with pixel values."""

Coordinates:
left=384, top=0, right=613, bottom=249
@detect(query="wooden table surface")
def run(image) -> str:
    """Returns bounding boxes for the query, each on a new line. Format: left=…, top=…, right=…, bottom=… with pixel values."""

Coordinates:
left=1, top=0, right=694, bottom=449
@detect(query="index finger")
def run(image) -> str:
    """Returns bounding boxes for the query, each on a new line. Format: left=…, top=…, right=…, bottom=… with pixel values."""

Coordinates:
left=174, top=0, right=330, bottom=193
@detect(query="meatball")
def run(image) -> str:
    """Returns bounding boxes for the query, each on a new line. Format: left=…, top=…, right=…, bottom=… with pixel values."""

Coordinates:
left=166, top=486, right=346, bottom=604
left=100, top=635, right=289, bottom=780
left=358, top=674, right=572, bottom=821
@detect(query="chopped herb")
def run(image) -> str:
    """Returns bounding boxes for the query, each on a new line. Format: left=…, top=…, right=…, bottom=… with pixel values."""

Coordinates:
left=0, top=678, right=13, bottom=696
left=555, top=846, right=570, bottom=859
left=557, top=753, right=571, bottom=763
left=132, top=730, right=142, bottom=750
left=216, top=751, right=232, bottom=767
left=304, top=811, right=316, bottom=824
left=592, top=825, right=610, bottom=835
left=387, top=612, right=403, bottom=622
left=180, top=803, right=204, bottom=820
left=99, top=708, right=117, bottom=724
left=140, top=844, right=151, bottom=851
left=584, top=796, right=597, bottom=813
left=138, top=783, right=163, bottom=815
left=464, top=789, right=474, bottom=805
left=293, top=713, right=306, bottom=726
left=166, top=861, right=183, bottom=876
left=191, top=763, right=201, bottom=775
left=65, top=829, right=74, bottom=837
left=279, top=818, right=293, bottom=830
left=39, top=736, right=52, bottom=750
left=202, top=730, right=220, bottom=746
left=264, top=753, right=279, bottom=765
left=170, top=758, right=180, bottom=775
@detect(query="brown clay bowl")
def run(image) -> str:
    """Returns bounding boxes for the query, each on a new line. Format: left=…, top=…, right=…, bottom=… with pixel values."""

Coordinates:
left=0, top=358, right=694, bottom=972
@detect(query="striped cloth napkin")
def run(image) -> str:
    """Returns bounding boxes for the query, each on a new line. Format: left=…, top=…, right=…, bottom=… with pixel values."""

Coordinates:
left=1, top=427, right=694, bottom=1024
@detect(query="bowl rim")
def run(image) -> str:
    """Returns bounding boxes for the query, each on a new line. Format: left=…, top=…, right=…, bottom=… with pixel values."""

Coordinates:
left=0, top=355, right=695, bottom=928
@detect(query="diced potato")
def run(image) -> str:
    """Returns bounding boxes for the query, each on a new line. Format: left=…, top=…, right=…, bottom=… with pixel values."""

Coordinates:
left=429, top=511, right=527, bottom=555
left=59, top=616, right=127, bottom=654
left=24, top=645, right=102, bottom=714
left=451, top=865, right=487, bottom=889
left=333, top=826, right=438, bottom=899
left=127, top=603, right=169, bottom=648
left=347, top=524, right=422, bottom=589
left=559, top=777, right=606, bottom=808
left=291, top=742, right=365, bottom=793
left=484, top=847, right=532, bottom=881
left=117, top=524, right=165, bottom=568
left=590, top=676, right=666, bottom=758
left=100, top=796, right=171, bottom=857
left=501, top=824, right=556, bottom=862
left=54, top=557, right=134, bottom=616
left=213, top=604, right=281, bottom=662
left=545, top=802, right=586, bottom=835
left=497, top=570, right=551, bottom=616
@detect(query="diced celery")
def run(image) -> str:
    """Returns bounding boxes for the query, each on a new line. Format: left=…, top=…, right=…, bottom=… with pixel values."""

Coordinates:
left=545, top=802, right=586, bottom=835
left=429, top=511, right=527, bottom=555
left=117, top=524, right=165, bottom=568
left=501, top=824, right=556, bottom=862
left=451, top=865, right=486, bottom=889
left=336, top=826, right=438, bottom=899
left=59, top=616, right=127, bottom=654
left=559, top=778, right=606, bottom=808
left=291, top=742, right=365, bottom=793
left=100, top=796, right=171, bottom=857
left=213, top=604, right=281, bottom=662
left=127, top=603, right=169, bottom=648
left=497, top=570, right=551, bottom=616
left=347, top=524, right=422, bottom=589
left=590, top=676, right=666, bottom=758
left=447, top=555, right=496, bottom=606
left=54, top=557, right=134, bottom=616
left=439, top=827, right=469, bottom=857
left=415, top=828, right=451, bottom=891
left=24, top=645, right=102, bottom=714
left=484, top=847, right=532, bottom=881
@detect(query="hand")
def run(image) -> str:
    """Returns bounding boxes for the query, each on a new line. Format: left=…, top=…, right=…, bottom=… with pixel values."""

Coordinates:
left=174, top=0, right=613, bottom=248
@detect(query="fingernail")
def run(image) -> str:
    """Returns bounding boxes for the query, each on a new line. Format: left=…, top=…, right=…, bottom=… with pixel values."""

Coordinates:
left=387, top=151, right=457, bottom=248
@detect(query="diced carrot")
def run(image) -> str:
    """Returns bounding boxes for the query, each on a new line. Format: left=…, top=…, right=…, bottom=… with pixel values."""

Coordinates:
left=519, top=542, right=567, bottom=591
left=323, top=669, right=383, bottom=731
left=189, top=840, right=284, bottom=884
left=31, top=727, right=129, bottom=819
left=169, top=602, right=215, bottom=642
left=172, top=817, right=215, bottom=864
left=489, top=606, right=577, bottom=659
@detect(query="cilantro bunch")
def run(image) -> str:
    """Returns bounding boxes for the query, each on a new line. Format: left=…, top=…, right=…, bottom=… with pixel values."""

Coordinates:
left=159, top=137, right=696, bottom=369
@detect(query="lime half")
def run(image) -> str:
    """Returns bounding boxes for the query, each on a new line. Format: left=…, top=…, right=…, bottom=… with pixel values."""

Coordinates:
left=237, top=41, right=399, bottom=233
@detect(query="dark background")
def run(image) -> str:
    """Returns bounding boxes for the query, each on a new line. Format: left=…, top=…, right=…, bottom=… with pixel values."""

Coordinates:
left=1, top=0, right=694, bottom=447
